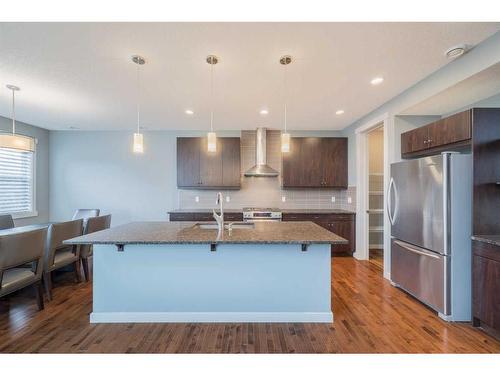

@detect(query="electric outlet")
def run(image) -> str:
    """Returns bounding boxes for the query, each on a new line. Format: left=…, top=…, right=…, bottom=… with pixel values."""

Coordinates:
left=281, top=196, right=286, bottom=202
left=225, top=196, right=230, bottom=203
left=195, top=196, right=199, bottom=203
left=331, top=196, right=336, bottom=203
left=347, top=196, right=352, bottom=204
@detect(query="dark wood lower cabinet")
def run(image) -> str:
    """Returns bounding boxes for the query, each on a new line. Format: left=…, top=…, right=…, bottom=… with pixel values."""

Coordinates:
left=472, top=240, right=500, bottom=338
left=168, top=212, right=243, bottom=222
left=282, top=213, right=355, bottom=256
left=169, top=211, right=355, bottom=256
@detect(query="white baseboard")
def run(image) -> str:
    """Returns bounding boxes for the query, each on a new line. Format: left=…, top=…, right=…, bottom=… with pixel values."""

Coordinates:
left=90, top=311, right=334, bottom=323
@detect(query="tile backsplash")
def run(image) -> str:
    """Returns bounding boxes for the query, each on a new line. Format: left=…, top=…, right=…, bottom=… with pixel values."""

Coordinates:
left=177, top=130, right=356, bottom=212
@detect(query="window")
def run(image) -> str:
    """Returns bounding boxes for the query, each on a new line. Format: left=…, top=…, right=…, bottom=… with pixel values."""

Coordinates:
left=0, top=147, right=36, bottom=218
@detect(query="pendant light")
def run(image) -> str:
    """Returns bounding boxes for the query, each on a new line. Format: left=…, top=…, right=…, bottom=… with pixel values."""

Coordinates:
left=206, top=55, right=218, bottom=153
left=0, top=85, right=35, bottom=152
left=131, top=55, right=146, bottom=154
left=280, top=55, right=292, bottom=153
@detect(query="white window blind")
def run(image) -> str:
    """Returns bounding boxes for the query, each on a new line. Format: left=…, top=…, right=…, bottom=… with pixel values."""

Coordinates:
left=0, top=147, right=34, bottom=215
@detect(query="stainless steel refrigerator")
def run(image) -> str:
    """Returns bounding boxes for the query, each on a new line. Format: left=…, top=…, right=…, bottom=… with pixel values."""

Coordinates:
left=389, top=152, right=472, bottom=321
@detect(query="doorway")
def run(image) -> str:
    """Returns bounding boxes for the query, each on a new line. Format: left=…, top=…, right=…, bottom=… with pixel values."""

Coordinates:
left=354, top=113, right=392, bottom=280
left=367, top=127, right=384, bottom=270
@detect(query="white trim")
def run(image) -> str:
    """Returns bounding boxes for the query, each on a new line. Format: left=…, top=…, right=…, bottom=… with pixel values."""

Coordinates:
left=354, top=112, right=393, bottom=281
left=11, top=210, right=38, bottom=219
left=32, top=138, right=38, bottom=218
left=90, top=311, right=334, bottom=323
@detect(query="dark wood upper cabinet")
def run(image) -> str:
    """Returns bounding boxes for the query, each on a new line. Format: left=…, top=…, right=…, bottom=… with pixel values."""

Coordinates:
left=282, top=137, right=348, bottom=189
left=430, top=110, right=471, bottom=148
left=177, top=137, right=241, bottom=189
left=199, top=137, right=223, bottom=187
left=401, top=109, right=472, bottom=158
left=321, top=138, right=348, bottom=188
left=401, top=126, right=429, bottom=154
left=472, top=108, right=500, bottom=235
left=177, top=137, right=201, bottom=187
left=221, top=137, right=242, bottom=187
left=281, top=137, right=303, bottom=187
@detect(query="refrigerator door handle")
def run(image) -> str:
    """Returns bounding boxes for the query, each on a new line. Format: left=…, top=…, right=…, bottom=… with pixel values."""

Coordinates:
left=393, top=177, right=399, bottom=224
left=387, top=177, right=394, bottom=225
left=393, top=240, right=441, bottom=259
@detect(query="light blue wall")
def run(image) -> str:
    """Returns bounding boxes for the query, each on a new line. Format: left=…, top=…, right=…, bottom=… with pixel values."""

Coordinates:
left=49, top=130, right=211, bottom=225
left=443, top=91, right=500, bottom=117
left=341, top=31, right=500, bottom=185
left=49, top=129, right=341, bottom=225
left=0, top=116, right=50, bottom=226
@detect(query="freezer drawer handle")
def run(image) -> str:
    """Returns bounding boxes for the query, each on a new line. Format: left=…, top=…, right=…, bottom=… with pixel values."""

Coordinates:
left=394, top=240, right=440, bottom=259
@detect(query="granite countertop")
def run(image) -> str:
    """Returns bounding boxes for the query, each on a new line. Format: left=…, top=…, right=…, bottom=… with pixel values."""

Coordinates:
left=471, top=235, right=500, bottom=247
left=64, top=221, right=347, bottom=245
left=168, top=209, right=355, bottom=214
left=281, top=209, right=355, bottom=214
left=168, top=209, right=244, bottom=214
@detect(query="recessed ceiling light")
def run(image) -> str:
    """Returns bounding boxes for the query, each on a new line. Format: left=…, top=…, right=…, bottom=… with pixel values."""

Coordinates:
left=185, top=109, right=194, bottom=115
left=335, top=110, right=345, bottom=115
left=445, top=44, right=468, bottom=59
left=370, top=77, right=384, bottom=86
left=259, top=109, right=269, bottom=116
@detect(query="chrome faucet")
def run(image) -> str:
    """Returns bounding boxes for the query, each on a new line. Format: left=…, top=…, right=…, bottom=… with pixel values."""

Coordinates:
left=213, top=192, right=224, bottom=232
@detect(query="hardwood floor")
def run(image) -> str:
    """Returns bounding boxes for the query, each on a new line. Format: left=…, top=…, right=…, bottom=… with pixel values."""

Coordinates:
left=0, top=257, right=498, bottom=353
left=369, top=248, right=383, bottom=270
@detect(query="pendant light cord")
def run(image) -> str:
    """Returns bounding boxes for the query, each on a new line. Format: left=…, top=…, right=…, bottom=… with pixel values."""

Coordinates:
left=11, top=89, right=16, bottom=135
left=136, top=63, right=140, bottom=134
left=210, top=62, right=214, bottom=132
left=284, top=63, right=288, bottom=134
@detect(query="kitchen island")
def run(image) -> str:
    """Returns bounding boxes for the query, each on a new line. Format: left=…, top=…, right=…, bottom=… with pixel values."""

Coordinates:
left=65, top=221, right=346, bottom=323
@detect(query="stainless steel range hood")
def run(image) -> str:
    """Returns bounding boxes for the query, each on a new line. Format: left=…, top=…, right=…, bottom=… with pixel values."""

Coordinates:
left=244, top=127, right=279, bottom=177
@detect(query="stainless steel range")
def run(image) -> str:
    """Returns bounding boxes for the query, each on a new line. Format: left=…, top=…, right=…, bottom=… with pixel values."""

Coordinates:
left=243, top=207, right=282, bottom=222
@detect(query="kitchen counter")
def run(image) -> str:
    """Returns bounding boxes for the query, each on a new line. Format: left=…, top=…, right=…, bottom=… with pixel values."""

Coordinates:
left=65, top=221, right=347, bottom=245
left=65, top=221, right=338, bottom=324
left=281, top=209, right=355, bottom=214
left=168, top=208, right=355, bottom=214
left=168, top=209, right=244, bottom=214
left=471, top=235, right=500, bottom=247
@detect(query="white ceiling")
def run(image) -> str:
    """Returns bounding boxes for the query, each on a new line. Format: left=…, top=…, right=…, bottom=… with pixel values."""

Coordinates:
left=401, top=62, right=500, bottom=115
left=0, top=23, right=499, bottom=131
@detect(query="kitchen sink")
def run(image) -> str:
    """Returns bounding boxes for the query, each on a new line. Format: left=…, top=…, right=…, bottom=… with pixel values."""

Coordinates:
left=193, top=222, right=255, bottom=230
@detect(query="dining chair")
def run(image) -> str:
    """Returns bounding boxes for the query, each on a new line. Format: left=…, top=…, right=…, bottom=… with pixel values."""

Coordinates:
left=80, top=214, right=111, bottom=282
left=43, top=219, right=83, bottom=300
left=0, top=214, right=15, bottom=230
left=0, top=227, right=47, bottom=310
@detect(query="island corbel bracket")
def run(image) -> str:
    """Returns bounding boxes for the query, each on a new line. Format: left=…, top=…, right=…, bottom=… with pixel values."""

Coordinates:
left=210, top=243, right=217, bottom=252
left=301, top=243, right=309, bottom=252
left=116, top=243, right=125, bottom=252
